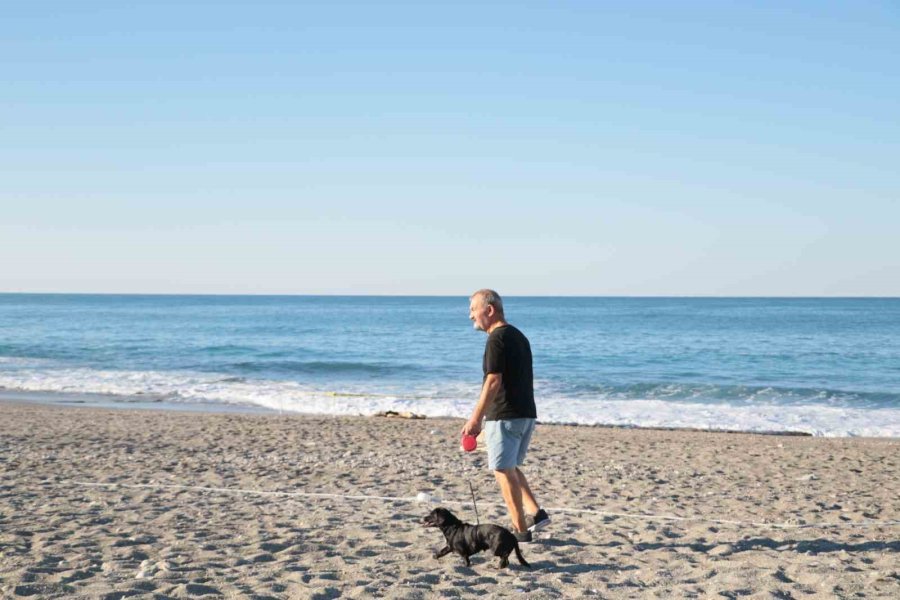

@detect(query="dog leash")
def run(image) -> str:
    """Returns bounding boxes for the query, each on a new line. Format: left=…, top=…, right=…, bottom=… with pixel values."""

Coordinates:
left=468, top=480, right=480, bottom=525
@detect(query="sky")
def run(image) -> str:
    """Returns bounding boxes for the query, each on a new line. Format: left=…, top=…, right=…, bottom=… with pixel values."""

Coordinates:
left=2, top=1, right=898, bottom=296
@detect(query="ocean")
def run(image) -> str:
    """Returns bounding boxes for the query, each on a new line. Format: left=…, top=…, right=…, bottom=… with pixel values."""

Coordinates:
left=1, top=294, right=898, bottom=437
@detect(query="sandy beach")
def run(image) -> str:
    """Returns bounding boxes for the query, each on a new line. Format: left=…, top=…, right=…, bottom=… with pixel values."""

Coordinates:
left=1, top=401, right=898, bottom=599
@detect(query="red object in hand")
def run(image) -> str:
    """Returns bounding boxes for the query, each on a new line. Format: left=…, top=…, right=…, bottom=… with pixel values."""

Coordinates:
left=461, top=434, right=477, bottom=452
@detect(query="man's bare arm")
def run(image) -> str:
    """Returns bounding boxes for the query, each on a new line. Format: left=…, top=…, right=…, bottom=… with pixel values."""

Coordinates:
left=462, top=372, right=502, bottom=436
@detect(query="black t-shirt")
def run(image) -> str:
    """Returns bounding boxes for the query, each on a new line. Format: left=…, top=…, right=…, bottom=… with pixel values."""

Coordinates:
left=483, top=324, right=536, bottom=420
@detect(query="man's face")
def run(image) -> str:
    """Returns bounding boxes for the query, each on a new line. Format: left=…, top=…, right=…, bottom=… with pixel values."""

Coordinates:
left=469, top=297, right=492, bottom=332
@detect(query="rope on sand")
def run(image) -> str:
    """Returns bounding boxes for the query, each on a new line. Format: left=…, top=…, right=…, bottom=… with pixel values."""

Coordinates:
left=69, top=480, right=900, bottom=531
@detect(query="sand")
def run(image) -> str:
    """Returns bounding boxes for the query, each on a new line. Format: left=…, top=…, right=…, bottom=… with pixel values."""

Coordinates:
left=1, top=401, right=898, bottom=599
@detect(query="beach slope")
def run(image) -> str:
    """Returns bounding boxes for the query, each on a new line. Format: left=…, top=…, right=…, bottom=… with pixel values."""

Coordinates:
left=1, top=402, right=898, bottom=598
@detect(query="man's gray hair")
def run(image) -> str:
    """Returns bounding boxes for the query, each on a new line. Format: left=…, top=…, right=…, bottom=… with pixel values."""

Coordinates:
left=471, top=289, right=504, bottom=316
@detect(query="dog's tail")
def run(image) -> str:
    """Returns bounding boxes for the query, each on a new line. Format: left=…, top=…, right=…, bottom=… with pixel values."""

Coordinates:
left=514, top=542, right=531, bottom=569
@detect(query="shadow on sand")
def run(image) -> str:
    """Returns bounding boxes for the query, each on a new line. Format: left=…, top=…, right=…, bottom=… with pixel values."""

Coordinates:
left=526, top=561, right=637, bottom=574
left=634, top=537, right=900, bottom=555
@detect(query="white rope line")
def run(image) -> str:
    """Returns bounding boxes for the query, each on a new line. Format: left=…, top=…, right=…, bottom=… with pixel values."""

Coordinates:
left=542, top=506, right=900, bottom=531
left=69, top=480, right=900, bottom=531
left=72, top=481, right=417, bottom=504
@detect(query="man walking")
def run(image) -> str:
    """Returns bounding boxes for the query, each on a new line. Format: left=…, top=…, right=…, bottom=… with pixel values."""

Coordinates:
left=462, top=289, right=550, bottom=542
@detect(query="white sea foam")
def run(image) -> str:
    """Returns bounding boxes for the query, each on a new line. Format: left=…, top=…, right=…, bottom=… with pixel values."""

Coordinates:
left=536, top=396, right=900, bottom=438
left=1, top=368, right=898, bottom=437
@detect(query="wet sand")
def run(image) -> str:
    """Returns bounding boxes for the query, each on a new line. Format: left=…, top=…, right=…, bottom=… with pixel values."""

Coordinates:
left=1, top=401, right=898, bottom=599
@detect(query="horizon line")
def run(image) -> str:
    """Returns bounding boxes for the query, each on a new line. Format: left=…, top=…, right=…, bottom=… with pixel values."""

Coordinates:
left=1, top=292, right=898, bottom=300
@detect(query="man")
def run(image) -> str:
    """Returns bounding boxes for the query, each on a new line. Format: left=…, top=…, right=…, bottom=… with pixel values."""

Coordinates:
left=462, top=289, right=550, bottom=543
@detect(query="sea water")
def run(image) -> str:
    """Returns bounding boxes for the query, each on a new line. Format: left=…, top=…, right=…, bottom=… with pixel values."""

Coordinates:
left=1, top=294, right=898, bottom=437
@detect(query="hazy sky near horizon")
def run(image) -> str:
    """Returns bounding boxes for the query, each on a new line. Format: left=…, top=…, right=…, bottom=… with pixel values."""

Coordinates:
left=3, top=1, right=898, bottom=296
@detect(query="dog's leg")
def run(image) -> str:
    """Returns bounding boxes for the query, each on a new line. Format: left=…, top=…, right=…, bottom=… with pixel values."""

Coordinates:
left=498, top=555, right=509, bottom=569
left=463, top=554, right=471, bottom=567
left=514, top=543, right=531, bottom=569
left=433, top=546, right=452, bottom=560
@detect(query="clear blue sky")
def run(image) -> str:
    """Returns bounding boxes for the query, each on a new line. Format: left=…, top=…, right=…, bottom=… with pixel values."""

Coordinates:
left=2, top=1, right=898, bottom=295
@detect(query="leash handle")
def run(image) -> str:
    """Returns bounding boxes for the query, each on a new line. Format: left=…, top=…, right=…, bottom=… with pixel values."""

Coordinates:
left=468, top=480, right=480, bottom=525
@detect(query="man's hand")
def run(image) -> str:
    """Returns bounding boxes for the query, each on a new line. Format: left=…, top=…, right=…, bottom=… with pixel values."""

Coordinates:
left=461, top=418, right=482, bottom=437
left=462, top=372, right=501, bottom=438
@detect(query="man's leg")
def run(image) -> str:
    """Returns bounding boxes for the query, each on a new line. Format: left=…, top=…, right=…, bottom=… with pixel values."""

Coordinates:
left=494, top=468, right=527, bottom=532
left=515, top=467, right=540, bottom=517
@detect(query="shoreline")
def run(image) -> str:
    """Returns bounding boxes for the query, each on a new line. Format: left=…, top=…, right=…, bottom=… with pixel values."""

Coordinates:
left=0, top=388, right=276, bottom=415
left=0, top=388, right=827, bottom=439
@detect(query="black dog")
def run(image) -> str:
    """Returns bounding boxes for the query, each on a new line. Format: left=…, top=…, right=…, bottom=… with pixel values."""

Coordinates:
left=421, top=507, right=531, bottom=569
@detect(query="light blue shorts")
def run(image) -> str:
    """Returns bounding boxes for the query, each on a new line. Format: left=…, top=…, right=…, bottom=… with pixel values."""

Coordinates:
left=484, top=418, right=536, bottom=470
